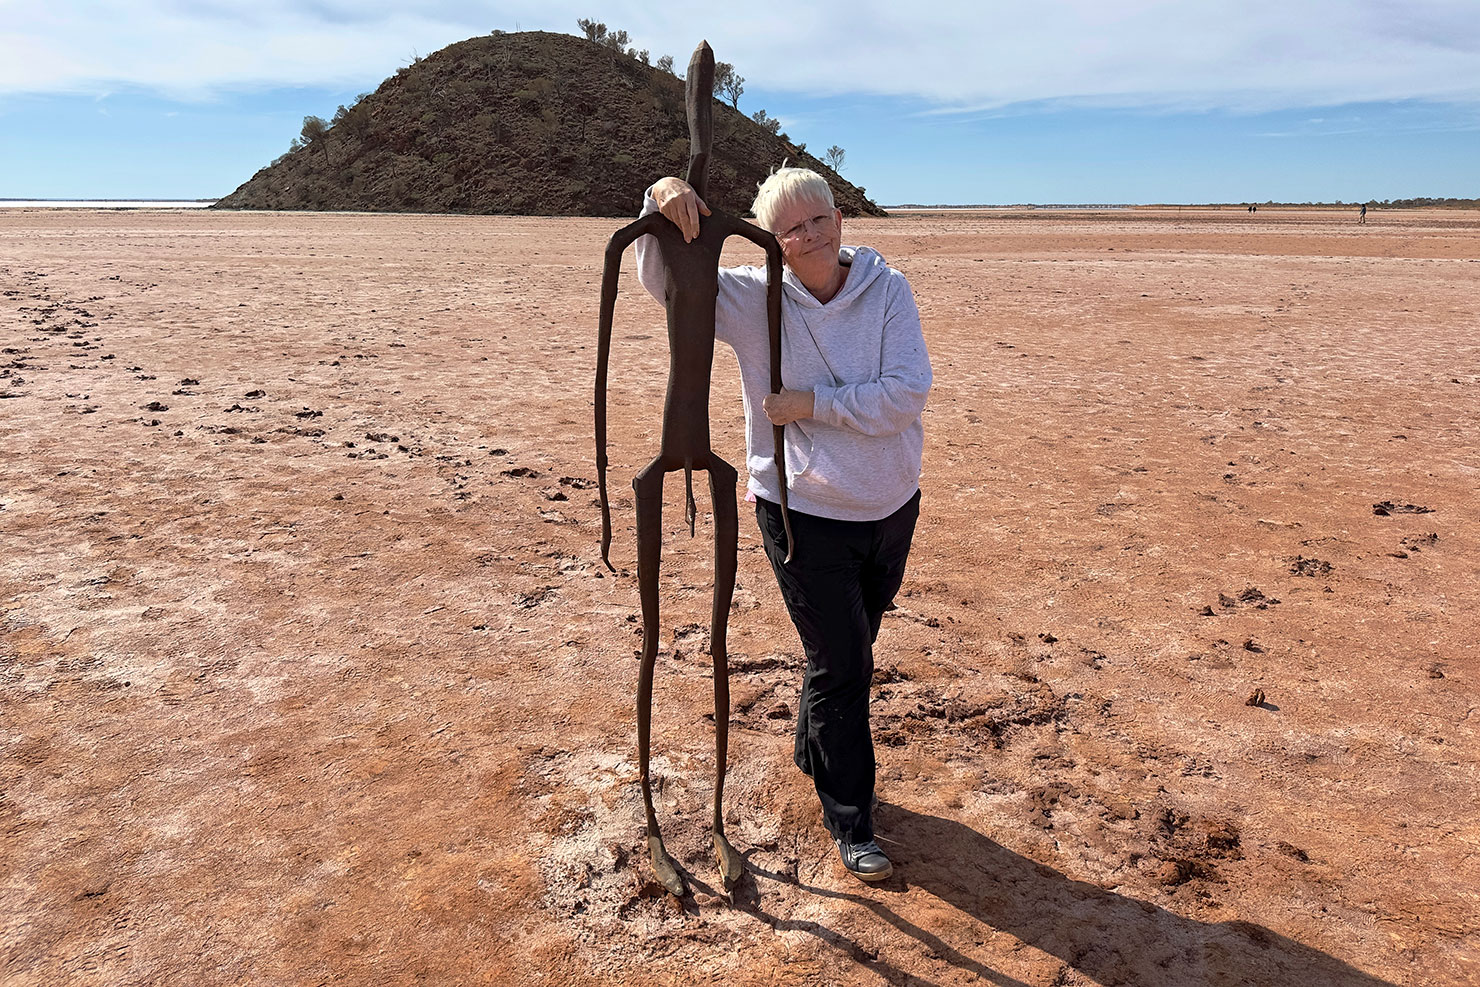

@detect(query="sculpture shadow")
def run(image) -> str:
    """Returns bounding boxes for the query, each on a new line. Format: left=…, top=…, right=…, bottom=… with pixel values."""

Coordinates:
left=744, top=802, right=1396, bottom=987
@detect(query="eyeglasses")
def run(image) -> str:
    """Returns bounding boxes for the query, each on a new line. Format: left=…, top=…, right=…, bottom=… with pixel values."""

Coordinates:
left=774, top=213, right=832, bottom=243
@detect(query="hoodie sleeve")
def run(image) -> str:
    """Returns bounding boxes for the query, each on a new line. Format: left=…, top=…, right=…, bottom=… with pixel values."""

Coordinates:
left=810, top=274, right=932, bottom=437
left=633, top=188, right=667, bottom=305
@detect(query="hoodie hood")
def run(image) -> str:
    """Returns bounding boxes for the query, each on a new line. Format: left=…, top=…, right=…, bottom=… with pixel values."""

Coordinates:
left=782, top=245, right=890, bottom=310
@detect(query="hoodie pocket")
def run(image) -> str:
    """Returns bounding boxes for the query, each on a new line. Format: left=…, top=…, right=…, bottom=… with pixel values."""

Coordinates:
left=790, top=426, right=919, bottom=513
left=788, top=429, right=870, bottom=512
left=749, top=424, right=812, bottom=491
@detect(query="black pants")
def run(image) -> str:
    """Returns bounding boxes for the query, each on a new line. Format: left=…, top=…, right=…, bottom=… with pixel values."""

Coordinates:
left=756, top=489, right=921, bottom=843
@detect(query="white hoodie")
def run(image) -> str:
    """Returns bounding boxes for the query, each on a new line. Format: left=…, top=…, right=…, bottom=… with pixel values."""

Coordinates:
left=634, top=194, right=932, bottom=522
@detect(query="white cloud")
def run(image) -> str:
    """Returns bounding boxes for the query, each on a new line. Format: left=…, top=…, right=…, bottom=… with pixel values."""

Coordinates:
left=2, top=0, right=1478, bottom=110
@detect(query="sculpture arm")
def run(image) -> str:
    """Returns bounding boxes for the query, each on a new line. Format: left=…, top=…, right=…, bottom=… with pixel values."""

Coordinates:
left=634, top=192, right=665, bottom=305
left=726, top=216, right=794, bottom=562
left=597, top=212, right=668, bottom=569
left=723, top=218, right=784, bottom=393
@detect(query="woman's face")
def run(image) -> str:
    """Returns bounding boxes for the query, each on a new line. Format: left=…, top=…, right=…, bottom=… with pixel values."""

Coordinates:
left=771, top=197, right=843, bottom=279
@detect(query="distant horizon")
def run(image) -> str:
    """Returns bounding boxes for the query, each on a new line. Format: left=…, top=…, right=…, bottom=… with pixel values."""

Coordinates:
left=4, top=197, right=1476, bottom=211
left=0, top=197, right=218, bottom=203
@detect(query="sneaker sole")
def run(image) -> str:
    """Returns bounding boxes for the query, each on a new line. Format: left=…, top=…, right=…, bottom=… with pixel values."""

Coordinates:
left=850, top=863, right=893, bottom=882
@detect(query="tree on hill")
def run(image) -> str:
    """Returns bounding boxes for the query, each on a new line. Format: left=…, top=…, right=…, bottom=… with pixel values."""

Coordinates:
left=751, top=109, right=781, bottom=135
left=332, top=96, right=372, bottom=141
left=825, top=145, right=846, bottom=171
left=714, top=61, right=744, bottom=107
left=575, top=18, right=651, bottom=62
left=657, top=54, right=674, bottom=74
left=300, top=115, right=331, bottom=163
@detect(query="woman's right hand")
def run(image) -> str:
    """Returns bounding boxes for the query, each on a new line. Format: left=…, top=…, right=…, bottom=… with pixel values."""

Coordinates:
left=652, top=176, right=711, bottom=243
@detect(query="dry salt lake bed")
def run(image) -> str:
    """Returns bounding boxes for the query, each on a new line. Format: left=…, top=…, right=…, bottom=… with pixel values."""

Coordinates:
left=2, top=206, right=1478, bottom=985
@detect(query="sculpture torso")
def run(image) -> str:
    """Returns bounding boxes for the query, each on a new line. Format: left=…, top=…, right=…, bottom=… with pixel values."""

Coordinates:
left=651, top=216, right=734, bottom=459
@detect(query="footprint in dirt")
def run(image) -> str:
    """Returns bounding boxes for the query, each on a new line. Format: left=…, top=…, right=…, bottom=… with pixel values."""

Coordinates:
left=514, top=586, right=558, bottom=609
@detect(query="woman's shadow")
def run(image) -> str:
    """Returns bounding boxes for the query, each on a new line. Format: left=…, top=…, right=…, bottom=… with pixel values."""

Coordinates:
left=739, top=802, right=1396, bottom=987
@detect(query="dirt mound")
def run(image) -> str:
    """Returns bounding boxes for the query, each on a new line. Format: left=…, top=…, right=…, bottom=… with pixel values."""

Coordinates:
left=213, top=30, right=884, bottom=219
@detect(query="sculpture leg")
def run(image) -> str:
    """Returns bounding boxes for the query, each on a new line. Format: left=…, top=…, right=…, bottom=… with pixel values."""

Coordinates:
left=634, top=458, right=684, bottom=896
left=706, top=456, right=744, bottom=891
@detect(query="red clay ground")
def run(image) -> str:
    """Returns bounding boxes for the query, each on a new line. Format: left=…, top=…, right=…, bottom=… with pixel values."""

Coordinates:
left=2, top=207, right=1477, bottom=986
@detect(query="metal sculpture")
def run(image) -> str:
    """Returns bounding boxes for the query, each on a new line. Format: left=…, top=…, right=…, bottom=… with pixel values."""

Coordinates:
left=595, top=40, right=793, bottom=897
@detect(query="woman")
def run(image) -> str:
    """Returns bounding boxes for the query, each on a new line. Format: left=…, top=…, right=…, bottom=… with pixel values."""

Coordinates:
left=635, top=167, right=931, bottom=882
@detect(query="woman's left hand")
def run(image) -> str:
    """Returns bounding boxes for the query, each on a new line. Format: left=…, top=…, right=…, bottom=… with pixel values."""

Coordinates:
left=763, top=388, right=814, bottom=426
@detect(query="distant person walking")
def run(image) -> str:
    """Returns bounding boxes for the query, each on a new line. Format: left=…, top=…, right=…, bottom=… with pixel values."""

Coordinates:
left=1359, top=203, right=1368, bottom=224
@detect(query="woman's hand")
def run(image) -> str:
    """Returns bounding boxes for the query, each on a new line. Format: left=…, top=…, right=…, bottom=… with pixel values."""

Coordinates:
left=763, top=388, right=814, bottom=426
left=652, top=176, right=711, bottom=243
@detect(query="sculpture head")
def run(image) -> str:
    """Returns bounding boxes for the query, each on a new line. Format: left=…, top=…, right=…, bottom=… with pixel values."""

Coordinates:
left=684, top=41, right=715, bottom=201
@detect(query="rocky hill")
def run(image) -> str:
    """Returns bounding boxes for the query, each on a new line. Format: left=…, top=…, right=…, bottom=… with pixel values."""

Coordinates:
left=214, top=31, right=884, bottom=219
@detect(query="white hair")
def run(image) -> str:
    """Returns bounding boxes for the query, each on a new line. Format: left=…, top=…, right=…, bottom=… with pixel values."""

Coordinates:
left=751, top=164, right=836, bottom=234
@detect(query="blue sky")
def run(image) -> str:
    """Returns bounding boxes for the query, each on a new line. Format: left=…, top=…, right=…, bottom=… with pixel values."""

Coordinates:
left=2, top=1, right=1477, bottom=203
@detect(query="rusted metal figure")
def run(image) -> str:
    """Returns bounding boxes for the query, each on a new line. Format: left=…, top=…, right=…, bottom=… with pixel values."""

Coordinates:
left=595, top=41, right=793, bottom=897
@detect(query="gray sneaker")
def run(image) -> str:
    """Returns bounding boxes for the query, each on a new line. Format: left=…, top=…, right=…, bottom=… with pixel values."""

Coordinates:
left=836, top=838, right=893, bottom=881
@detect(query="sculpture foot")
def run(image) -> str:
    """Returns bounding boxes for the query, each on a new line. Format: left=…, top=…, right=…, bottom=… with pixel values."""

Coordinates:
left=648, top=833, right=686, bottom=897
left=714, top=831, right=744, bottom=892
